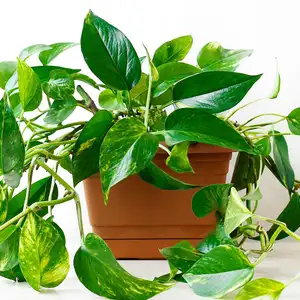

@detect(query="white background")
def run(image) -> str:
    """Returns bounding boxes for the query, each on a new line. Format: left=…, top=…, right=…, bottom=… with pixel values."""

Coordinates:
left=0, top=0, right=299, bottom=248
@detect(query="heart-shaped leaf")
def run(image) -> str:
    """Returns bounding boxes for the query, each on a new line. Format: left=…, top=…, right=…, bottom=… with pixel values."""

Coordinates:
left=19, top=44, right=52, bottom=61
left=0, top=61, right=17, bottom=89
left=255, top=137, right=271, bottom=156
left=32, top=66, right=80, bottom=83
left=74, top=233, right=170, bottom=299
left=81, top=11, right=141, bottom=90
left=287, top=108, right=300, bottom=135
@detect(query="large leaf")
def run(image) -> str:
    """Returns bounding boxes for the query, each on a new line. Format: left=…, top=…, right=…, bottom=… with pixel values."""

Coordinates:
left=192, top=184, right=232, bottom=218
left=163, top=108, right=254, bottom=153
left=100, top=118, right=159, bottom=204
left=0, top=61, right=17, bottom=89
left=74, top=233, right=170, bottom=299
left=19, top=212, right=70, bottom=291
left=173, top=71, right=261, bottom=113
left=32, top=66, right=80, bottom=83
left=183, top=245, right=254, bottom=298
left=81, top=10, right=141, bottom=90
left=39, top=42, right=78, bottom=65
left=236, top=278, right=285, bottom=300
left=153, top=35, right=193, bottom=67
left=287, top=107, right=300, bottom=135
left=0, top=186, right=7, bottom=224
left=72, top=110, right=113, bottom=186
left=197, top=42, right=253, bottom=72
left=19, top=44, right=51, bottom=61
left=44, top=97, right=77, bottom=124
left=17, top=59, right=42, bottom=111
left=272, top=131, right=295, bottom=193
left=0, top=100, right=25, bottom=188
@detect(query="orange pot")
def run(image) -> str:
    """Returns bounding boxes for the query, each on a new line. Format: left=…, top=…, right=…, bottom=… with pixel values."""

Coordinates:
left=83, top=143, right=232, bottom=259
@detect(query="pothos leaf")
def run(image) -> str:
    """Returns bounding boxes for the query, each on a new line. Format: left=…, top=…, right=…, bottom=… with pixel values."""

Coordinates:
left=0, top=186, right=7, bottom=224
left=287, top=107, right=300, bottom=135
left=0, top=61, right=17, bottom=89
left=19, top=44, right=52, bottom=61
left=0, top=264, right=25, bottom=282
left=144, top=45, right=159, bottom=81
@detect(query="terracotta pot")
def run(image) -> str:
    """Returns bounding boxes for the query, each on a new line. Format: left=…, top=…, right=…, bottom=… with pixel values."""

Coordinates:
left=83, top=143, right=232, bottom=259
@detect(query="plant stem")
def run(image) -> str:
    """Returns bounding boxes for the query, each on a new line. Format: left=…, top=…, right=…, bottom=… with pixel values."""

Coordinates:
left=159, top=144, right=171, bottom=155
left=48, top=162, right=59, bottom=216
left=237, top=113, right=286, bottom=129
left=144, top=70, right=153, bottom=128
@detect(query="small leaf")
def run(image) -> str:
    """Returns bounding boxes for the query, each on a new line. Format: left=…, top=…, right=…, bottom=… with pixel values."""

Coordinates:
left=32, top=66, right=80, bottom=83
left=224, top=187, right=252, bottom=234
left=72, top=73, right=99, bottom=89
left=0, top=186, right=7, bottom=224
left=287, top=107, right=300, bottom=135
left=244, top=188, right=263, bottom=201
left=153, top=35, right=193, bottom=67
left=74, top=233, right=170, bottom=299
left=44, top=97, right=77, bottom=125
left=236, top=278, right=285, bottom=300
left=19, top=44, right=52, bottom=61
left=154, top=261, right=178, bottom=284
left=81, top=10, right=141, bottom=90
left=39, top=42, right=78, bottom=65
left=0, top=264, right=25, bottom=282
left=192, top=183, right=233, bottom=218
left=139, top=162, right=199, bottom=190
left=144, top=45, right=159, bottom=81
left=0, top=61, right=17, bottom=89
left=98, top=89, right=126, bottom=111
left=19, top=212, right=70, bottom=291
left=100, top=118, right=159, bottom=204
left=255, top=137, right=271, bottom=156
left=269, top=58, right=281, bottom=99
left=197, top=42, right=253, bottom=72
left=129, top=73, right=148, bottom=106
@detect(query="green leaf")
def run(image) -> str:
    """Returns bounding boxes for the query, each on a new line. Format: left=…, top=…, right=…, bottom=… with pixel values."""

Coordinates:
left=272, top=131, right=295, bottom=193
left=192, top=183, right=233, bottom=218
left=154, top=261, right=178, bottom=284
left=32, top=66, right=80, bottom=83
left=39, top=42, right=78, bottom=65
left=236, top=278, right=285, bottom=300
left=139, top=162, right=199, bottom=190
left=197, top=223, right=235, bottom=254
left=0, top=61, right=17, bottom=89
left=0, top=225, right=20, bottom=271
left=160, top=241, right=201, bottom=272
left=144, top=45, right=159, bottom=81
left=19, top=212, right=70, bottom=291
left=163, top=108, right=255, bottom=153
left=72, top=73, right=99, bottom=89
left=173, top=72, right=261, bottom=113
left=72, top=110, right=113, bottom=186
left=0, top=186, right=7, bottom=224
left=197, top=42, right=253, bottom=72
left=183, top=245, right=254, bottom=298
left=8, top=90, right=22, bottom=118
left=153, top=35, right=193, bottom=67
left=166, top=142, right=193, bottom=173
left=0, top=264, right=25, bottom=282
left=19, top=44, right=52, bottom=61
left=59, top=155, right=73, bottom=174
left=81, top=10, right=141, bottom=90
left=98, top=89, right=126, bottom=111
left=255, top=137, right=271, bottom=156
left=7, top=177, right=58, bottom=221
left=287, top=107, right=300, bottom=135
left=74, top=233, right=170, bottom=299
left=224, top=187, right=252, bottom=234
left=269, top=58, right=281, bottom=99
left=17, top=59, right=42, bottom=111
left=43, top=69, right=75, bottom=100
left=0, top=100, right=25, bottom=188
left=44, top=97, right=77, bottom=125
left=129, top=73, right=148, bottom=106
left=100, top=118, right=159, bottom=204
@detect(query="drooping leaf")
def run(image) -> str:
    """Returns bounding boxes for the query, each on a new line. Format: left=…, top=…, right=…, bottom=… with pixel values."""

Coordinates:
left=98, top=89, right=126, bottom=111
left=197, top=42, right=253, bottom=72
left=19, top=212, right=70, bottom=291
left=100, top=118, right=159, bottom=204
left=81, top=10, right=141, bottom=90
left=17, top=59, right=42, bottom=111
left=236, top=278, right=285, bottom=300
left=46, top=217, right=66, bottom=245
left=0, top=186, right=7, bottom=224
left=0, top=264, right=25, bottom=282
left=287, top=107, right=300, bottom=135
left=72, top=110, right=113, bottom=186
left=39, top=42, right=78, bottom=65
left=44, top=97, right=77, bottom=124
left=163, top=108, right=255, bottom=153
left=74, top=233, right=170, bottom=299
left=139, top=162, right=199, bottom=190
left=19, top=44, right=52, bottom=61
left=160, top=241, right=201, bottom=272
left=153, top=35, right=193, bottom=67
left=0, top=61, right=17, bottom=89
left=192, top=184, right=233, bottom=218
left=32, top=66, right=80, bottom=83
left=183, top=245, right=254, bottom=298
left=224, top=188, right=252, bottom=234
left=264, top=155, right=286, bottom=188
left=72, top=73, right=99, bottom=89
left=173, top=72, right=262, bottom=113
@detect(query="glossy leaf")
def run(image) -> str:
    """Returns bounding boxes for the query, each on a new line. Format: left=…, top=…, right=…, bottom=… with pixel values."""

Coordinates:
left=255, top=137, right=271, bottom=156
left=72, top=110, right=113, bottom=186
left=272, top=131, right=295, bottom=193
left=19, top=212, right=70, bottom=291
left=287, top=107, right=300, bottom=135
left=0, top=186, right=7, bottom=224
left=153, top=35, right=193, bottom=67
left=43, top=69, right=75, bottom=100
left=0, top=264, right=25, bottom=282
left=183, top=245, right=254, bottom=298
left=130, top=73, right=148, bottom=106
left=224, top=188, right=252, bottom=234
left=74, top=233, right=170, bottom=299
left=197, top=42, right=253, bottom=71
left=154, top=261, right=178, bottom=284
left=192, top=184, right=232, bottom=218
left=163, top=108, right=254, bottom=153
left=0, top=61, right=17, bottom=89
left=72, top=73, right=99, bottom=89
left=81, top=10, right=141, bottom=90
left=139, top=162, right=199, bottom=190
left=100, top=118, right=159, bottom=204
left=236, top=278, right=285, bottom=300
left=17, top=59, right=42, bottom=111
left=98, top=89, right=126, bottom=111
left=39, top=42, right=78, bottom=65
left=144, top=45, right=159, bottom=81
left=8, top=90, right=22, bottom=117
left=269, top=58, right=281, bottom=99
left=173, top=72, right=262, bottom=113
left=32, top=66, right=80, bottom=83
left=59, top=155, right=73, bottom=174
left=44, top=97, right=77, bottom=124
left=19, top=44, right=51, bottom=61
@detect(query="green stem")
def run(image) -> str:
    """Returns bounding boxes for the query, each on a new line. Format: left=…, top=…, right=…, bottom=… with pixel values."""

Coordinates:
left=237, top=113, right=286, bottom=129
left=159, top=144, right=171, bottom=155
left=286, top=271, right=300, bottom=287
left=144, top=71, right=153, bottom=128
left=48, top=162, right=59, bottom=217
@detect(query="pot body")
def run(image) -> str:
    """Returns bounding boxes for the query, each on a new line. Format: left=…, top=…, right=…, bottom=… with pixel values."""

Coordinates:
left=83, top=143, right=232, bottom=259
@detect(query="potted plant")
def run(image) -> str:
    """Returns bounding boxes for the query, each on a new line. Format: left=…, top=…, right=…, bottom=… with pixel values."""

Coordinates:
left=0, top=9, right=299, bottom=300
